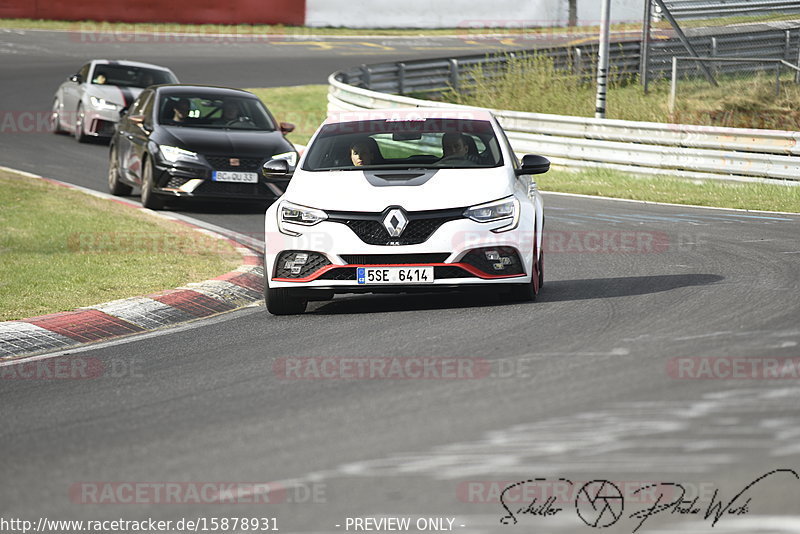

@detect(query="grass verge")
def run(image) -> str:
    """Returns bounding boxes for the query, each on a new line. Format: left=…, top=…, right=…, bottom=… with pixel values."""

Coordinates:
left=541, top=168, right=800, bottom=213
left=248, top=85, right=328, bottom=146
left=443, top=52, right=800, bottom=130
left=0, top=170, right=241, bottom=321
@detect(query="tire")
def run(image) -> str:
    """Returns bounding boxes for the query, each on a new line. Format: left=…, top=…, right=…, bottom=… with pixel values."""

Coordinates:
left=74, top=104, right=88, bottom=143
left=509, top=239, right=541, bottom=303
left=140, top=157, right=166, bottom=210
left=51, top=99, right=66, bottom=134
left=108, top=144, right=133, bottom=196
left=264, top=272, right=308, bottom=315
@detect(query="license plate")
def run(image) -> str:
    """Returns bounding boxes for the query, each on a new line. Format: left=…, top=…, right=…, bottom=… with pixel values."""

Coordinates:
left=212, top=171, right=258, bottom=183
left=357, top=266, right=434, bottom=285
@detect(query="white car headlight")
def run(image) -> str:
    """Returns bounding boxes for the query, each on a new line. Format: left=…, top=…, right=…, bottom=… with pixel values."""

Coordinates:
left=159, top=145, right=198, bottom=163
left=464, top=196, right=520, bottom=233
left=278, top=201, right=327, bottom=236
left=89, top=96, right=120, bottom=111
left=271, top=151, right=298, bottom=167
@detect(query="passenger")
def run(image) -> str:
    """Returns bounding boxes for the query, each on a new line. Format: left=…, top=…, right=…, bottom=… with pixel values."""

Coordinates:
left=350, top=138, right=380, bottom=166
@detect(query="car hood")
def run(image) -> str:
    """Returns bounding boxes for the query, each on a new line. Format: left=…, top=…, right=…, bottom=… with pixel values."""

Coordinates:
left=87, top=85, right=143, bottom=108
left=284, top=167, right=515, bottom=212
left=158, top=128, right=294, bottom=157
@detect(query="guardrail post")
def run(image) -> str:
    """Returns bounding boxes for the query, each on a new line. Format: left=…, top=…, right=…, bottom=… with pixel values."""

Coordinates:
left=775, top=63, right=782, bottom=97
left=669, top=56, right=678, bottom=115
left=449, top=59, right=460, bottom=92
left=785, top=30, right=792, bottom=61
left=796, top=41, right=800, bottom=84
left=397, top=63, right=406, bottom=95
left=360, top=64, right=372, bottom=89
left=573, top=47, right=583, bottom=78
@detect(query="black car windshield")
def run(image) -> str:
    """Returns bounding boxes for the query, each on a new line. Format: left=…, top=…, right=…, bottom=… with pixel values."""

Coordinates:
left=91, top=65, right=176, bottom=88
left=302, top=118, right=504, bottom=171
left=156, top=95, right=276, bottom=131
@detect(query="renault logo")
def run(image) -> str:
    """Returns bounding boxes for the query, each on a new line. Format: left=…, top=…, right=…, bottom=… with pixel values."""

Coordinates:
left=382, top=208, right=408, bottom=237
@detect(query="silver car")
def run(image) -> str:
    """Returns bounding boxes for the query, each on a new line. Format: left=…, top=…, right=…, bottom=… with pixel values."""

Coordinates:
left=51, top=59, right=178, bottom=142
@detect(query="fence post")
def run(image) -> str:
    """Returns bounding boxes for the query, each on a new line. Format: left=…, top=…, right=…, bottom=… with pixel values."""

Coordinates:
left=786, top=30, right=792, bottom=61
left=449, top=59, right=460, bottom=92
left=360, top=65, right=372, bottom=89
left=640, top=0, right=653, bottom=93
left=397, top=63, right=406, bottom=95
left=669, top=56, right=678, bottom=115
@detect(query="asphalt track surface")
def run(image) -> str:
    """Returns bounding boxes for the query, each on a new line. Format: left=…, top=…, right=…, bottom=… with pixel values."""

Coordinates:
left=2, top=28, right=800, bottom=534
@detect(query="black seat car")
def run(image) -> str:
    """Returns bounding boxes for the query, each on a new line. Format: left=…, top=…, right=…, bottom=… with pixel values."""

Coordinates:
left=107, top=84, right=298, bottom=210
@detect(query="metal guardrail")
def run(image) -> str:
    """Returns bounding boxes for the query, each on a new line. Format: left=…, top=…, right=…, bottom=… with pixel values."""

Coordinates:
left=338, top=28, right=800, bottom=95
left=328, top=73, right=800, bottom=183
left=662, top=0, right=800, bottom=19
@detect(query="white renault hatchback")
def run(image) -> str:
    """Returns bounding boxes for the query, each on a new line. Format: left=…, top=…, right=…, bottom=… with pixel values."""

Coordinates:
left=262, top=108, right=549, bottom=315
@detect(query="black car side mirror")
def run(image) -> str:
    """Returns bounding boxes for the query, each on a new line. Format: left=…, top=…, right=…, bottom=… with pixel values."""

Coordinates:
left=69, top=74, right=82, bottom=83
left=262, top=159, right=290, bottom=177
left=279, top=122, right=295, bottom=134
left=514, top=154, right=550, bottom=176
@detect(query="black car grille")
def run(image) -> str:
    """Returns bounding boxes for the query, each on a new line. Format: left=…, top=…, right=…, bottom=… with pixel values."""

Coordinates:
left=274, top=251, right=331, bottom=279
left=318, top=268, right=357, bottom=281
left=328, top=208, right=463, bottom=246
left=205, top=156, right=264, bottom=172
left=195, top=181, right=265, bottom=196
left=340, top=253, right=450, bottom=265
left=461, top=246, right=524, bottom=276
left=435, top=266, right=477, bottom=279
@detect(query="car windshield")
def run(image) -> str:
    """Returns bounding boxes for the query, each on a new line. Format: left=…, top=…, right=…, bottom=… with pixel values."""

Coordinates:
left=302, top=118, right=503, bottom=171
left=156, top=95, right=276, bottom=130
left=91, top=65, right=176, bottom=88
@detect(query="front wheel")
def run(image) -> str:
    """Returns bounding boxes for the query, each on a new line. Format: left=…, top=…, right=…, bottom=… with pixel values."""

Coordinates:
left=509, top=247, right=542, bottom=303
left=51, top=99, right=66, bottom=134
left=264, top=274, right=307, bottom=315
left=108, top=144, right=133, bottom=196
left=140, top=157, right=165, bottom=210
left=74, top=104, right=88, bottom=143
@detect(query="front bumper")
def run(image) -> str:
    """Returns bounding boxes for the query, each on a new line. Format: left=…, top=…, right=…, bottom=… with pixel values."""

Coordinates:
left=264, top=215, right=537, bottom=291
left=151, top=157, right=287, bottom=201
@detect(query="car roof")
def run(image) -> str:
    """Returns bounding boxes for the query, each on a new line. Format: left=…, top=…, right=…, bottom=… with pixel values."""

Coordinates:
left=324, top=107, right=496, bottom=125
left=152, top=84, right=258, bottom=99
left=91, top=59, right=174, bottom=72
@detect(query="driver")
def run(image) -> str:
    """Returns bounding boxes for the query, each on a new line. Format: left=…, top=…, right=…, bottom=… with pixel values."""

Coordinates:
left=441, top=132, right=469, bottom=159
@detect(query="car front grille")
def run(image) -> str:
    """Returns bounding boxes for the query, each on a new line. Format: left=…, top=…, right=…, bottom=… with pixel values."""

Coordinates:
left=195, top=181, right=265, bottom=196
left=340, top=253, right=450, bottom=265
left=205, top=156, right=264, bottom=172
left=327, top=208, right=463, bottom=246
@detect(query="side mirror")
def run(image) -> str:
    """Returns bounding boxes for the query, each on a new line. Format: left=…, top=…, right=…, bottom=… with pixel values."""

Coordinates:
left=514, top=154, right=550, bottom=176
left=262, top=159, right=290, bottom=177
left=279, top=122, right=295, bottom=134
left=69, top=74, right=82, bottom=83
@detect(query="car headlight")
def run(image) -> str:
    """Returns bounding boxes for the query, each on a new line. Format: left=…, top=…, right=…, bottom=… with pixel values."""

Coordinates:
left=271, top=151, right=298, bottom=167
left=463, top=196, right=520, bottom=233
left=89, top=96, right=120, bottom=111
left=159, top=145, right=198, bottom=163
left=278, top=201, right=327, bottom=236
